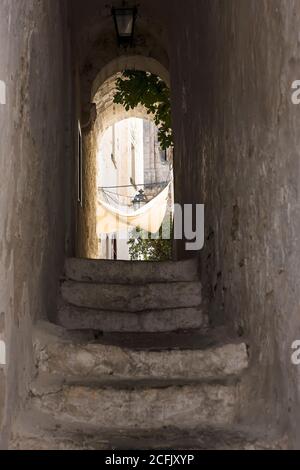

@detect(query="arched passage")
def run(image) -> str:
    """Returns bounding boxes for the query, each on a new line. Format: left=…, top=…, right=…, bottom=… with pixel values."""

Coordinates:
left=79, top=24, right=170, bottom=125
left=77, top=61, right=173, bottom=260
left=91, top=56, right=170, bottom=100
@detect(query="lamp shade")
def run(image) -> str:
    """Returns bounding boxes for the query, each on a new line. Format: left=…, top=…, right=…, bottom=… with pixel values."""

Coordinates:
left=112, top=7, right=137, bottom=46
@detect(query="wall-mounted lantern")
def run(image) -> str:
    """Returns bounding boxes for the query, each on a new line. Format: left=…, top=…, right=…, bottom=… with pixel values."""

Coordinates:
left=132, top=189, right=147, bottom=210
left=112, top=5, right=138, bottom=47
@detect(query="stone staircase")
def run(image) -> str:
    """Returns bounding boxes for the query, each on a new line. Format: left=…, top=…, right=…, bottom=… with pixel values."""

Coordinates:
left=57, top=258, right=207, bottom=332
left=9, top=258, right=283, bottom=450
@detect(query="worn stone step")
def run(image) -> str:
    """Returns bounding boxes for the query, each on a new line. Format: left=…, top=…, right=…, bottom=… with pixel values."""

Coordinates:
left=57, top=304, right=207, bottom=332
left=65, top=258, right=199, bottom=284
left=61, top=281, right=202, bottom=312
left=10, top=411, right=288, bottom=450
left=10, top=433, right=288, bottom=451
left=34, top=324, right=248, bottom=381
left=85, top=327, right=242, bottom=351
left=31, top=380, right=240, bottom=430
left=11, top=432, right=286, bottom=451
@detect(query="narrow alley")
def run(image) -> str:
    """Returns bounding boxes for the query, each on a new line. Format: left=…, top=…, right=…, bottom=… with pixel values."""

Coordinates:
left=1, top=0, right=300, bottom=452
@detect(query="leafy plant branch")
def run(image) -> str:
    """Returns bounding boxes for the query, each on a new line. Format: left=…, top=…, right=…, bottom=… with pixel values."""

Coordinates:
left=113, top=70, right=173, bottom=151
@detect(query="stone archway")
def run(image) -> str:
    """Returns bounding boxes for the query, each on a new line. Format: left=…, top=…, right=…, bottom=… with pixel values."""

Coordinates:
left=91, top=56, right=170, bottom=101
left=80, top=26, right=170, bottom=125
left=74, top=6, right=172, bottom=258
left=77, top=60, right=171, bottom=259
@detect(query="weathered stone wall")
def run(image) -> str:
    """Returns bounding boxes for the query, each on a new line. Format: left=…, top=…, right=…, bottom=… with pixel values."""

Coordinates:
left=0, top=0, right=72, bottom=447
left=170, top=0, right=300, bottom=447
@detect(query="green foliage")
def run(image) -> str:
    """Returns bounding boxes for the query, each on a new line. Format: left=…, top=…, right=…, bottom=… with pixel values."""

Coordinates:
left=128, top=226, right=173, bottom=262
left=114, top=70, right=173, bottom=151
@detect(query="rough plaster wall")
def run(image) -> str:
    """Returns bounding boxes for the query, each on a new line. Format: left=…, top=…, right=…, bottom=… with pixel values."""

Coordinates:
left=170, top=0, right=300, bottom=446
left=0, top=0, right=71, bottom=447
